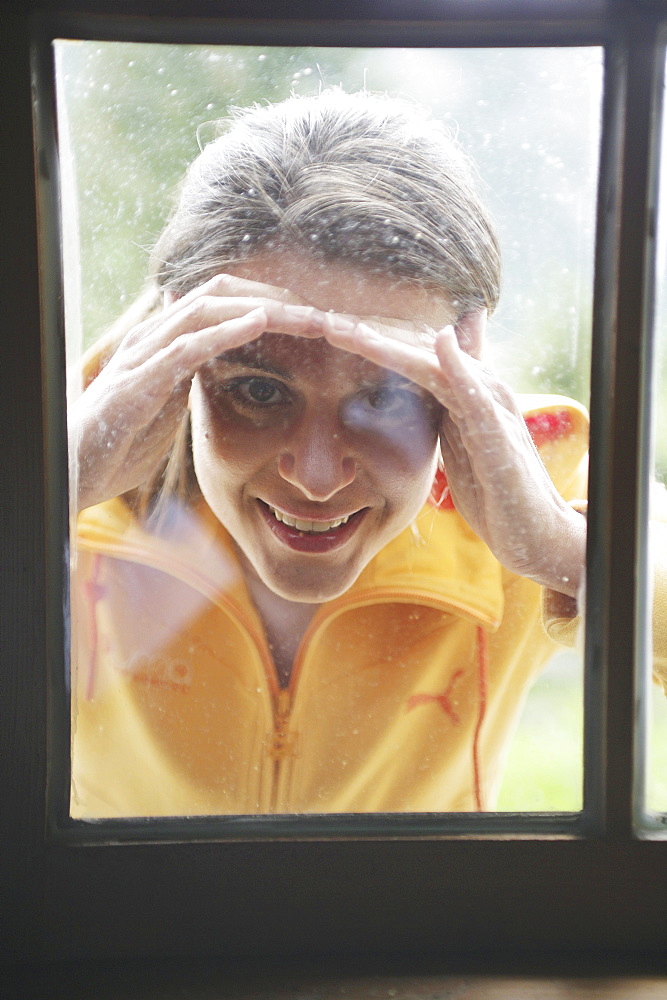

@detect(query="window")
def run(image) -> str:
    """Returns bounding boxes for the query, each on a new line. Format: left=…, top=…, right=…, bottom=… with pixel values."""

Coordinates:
left=56, top=38, right=600, bottom=822
left=645, top=48, right=667, bottom=827
left=4, top=0, right=667, bottom=963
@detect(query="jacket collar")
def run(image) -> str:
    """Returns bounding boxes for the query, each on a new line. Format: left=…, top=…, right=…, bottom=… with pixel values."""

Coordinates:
left=78, top=495, right=504, bottom=632
left=347, top=503, right=504, bottom=628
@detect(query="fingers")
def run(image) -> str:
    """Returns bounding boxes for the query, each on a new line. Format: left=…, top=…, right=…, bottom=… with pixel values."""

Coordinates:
left=136, top=307, right=271, bottom=398
left=74, top=273, right=330, bottom=511
left=454, top=309, right=486, bottom=360
left=324, top=316, right=462, bottom=404
left=81, top=274, right=328, bottom=446
left=324, top=314, right=518, bottom=426
left=156, top=274, right=313, bottom=350
left=198, top=272, right=311, bottom=305
left=324, top=310, right=580, bottom=595
left=93, top=301, right=329, bottom=441
left=77, top=309, right=269, bottom=443
left=163, top=272, right=312, bottom=310
left=121, top=294, right=326, bottom=366
left=432, top=327, right=513, bottom=422
left=324, top=314, right=553, bottom=486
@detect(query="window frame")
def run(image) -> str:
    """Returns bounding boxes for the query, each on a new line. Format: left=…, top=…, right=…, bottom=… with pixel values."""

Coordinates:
left=4, top=0, right=667, bottom=962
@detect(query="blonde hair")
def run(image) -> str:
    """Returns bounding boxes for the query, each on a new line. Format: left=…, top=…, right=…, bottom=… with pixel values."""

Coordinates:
left=90, top=90, right=501, bottom=521
left=152, top=89, right=500, bottom=314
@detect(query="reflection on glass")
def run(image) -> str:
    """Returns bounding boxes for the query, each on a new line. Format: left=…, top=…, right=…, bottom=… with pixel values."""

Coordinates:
left=56, top=42, right=600, bottom=818
left=648, top=57, right=667, bottom=816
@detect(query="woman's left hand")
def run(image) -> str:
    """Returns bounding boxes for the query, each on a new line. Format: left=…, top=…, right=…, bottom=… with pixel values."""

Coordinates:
left=324, top=310, right=586, bottom=598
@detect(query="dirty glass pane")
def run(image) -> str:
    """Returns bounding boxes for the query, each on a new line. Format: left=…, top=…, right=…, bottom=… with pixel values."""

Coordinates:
left=55, top=42, right=601, bottom=818
left=648, top=55, right=667, bottom=818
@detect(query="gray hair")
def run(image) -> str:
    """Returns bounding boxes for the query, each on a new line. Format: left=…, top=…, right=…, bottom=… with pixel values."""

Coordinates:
left=102, top=90, right=502, bottom=521
left=151, top=89, right=500, bottom=316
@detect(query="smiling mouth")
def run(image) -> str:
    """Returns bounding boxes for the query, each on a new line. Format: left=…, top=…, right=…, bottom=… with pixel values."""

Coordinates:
left=266, top=504, right=352, bottom=534
left=257, top=499, right=367, bottom=551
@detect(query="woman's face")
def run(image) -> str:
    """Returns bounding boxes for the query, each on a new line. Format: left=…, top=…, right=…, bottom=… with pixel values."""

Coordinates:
left=188, top=255, right=456, bottom=603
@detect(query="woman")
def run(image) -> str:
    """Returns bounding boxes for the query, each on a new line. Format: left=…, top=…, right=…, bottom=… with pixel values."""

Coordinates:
left=70, top=90, right=589, bottom=817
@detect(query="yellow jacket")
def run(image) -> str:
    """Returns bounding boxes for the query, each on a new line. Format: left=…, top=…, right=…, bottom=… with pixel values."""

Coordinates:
left=71, top=395, right=589, bottom=818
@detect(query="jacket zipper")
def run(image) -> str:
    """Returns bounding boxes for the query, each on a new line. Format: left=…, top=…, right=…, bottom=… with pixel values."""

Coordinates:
left=267, top=688, right=294, bottom=812
left=86, top=540, right=497, bottom=812
left=265, top=585, right=498, bottom=812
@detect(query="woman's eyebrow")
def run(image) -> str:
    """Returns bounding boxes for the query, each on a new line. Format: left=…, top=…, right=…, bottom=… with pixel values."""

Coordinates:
left=213, top=346, right=295, bottom=381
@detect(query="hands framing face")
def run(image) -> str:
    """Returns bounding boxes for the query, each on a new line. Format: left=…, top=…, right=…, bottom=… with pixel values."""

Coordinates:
left=323, top=311, right=586, bottom=598
left=71, top=274, right=327, bottom=512
left=72, top=270, right=585, bottom=597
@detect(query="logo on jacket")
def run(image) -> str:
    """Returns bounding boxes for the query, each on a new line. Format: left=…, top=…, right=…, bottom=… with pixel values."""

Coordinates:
left=125, top=654, right=193, bottom=693
left=406, top=668, right=465, bottom=725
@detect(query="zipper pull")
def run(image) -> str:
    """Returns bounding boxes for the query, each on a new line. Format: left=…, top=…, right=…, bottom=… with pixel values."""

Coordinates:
left=268, top=689, right=296, bottom=761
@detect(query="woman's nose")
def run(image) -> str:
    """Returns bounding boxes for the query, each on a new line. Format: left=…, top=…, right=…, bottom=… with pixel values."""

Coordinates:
left=278, top=413, right=356, bottom=501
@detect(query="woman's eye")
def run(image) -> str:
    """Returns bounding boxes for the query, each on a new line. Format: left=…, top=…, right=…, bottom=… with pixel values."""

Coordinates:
left=341, top=383, right=435, bottom=432
left=231, top=377, right=287, bottom=408
left=364, top=386, right=414, bottom=417
left=367, top=388, right=400, bottom=412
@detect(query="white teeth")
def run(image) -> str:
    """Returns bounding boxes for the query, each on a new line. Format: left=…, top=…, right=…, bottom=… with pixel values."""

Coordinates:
left=267, top=505, right=351, bottom=533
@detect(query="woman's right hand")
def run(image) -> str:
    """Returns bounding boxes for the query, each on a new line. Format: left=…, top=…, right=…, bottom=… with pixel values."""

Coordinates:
left=71, top=274, right=325, bottom=512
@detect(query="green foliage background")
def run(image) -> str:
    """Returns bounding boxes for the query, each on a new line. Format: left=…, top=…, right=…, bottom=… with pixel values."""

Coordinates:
left=56, top=41, right=667, bottom=812
left=56, top=40, right=600, bottom=405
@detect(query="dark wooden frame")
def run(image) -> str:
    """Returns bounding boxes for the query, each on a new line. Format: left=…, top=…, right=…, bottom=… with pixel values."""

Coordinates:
left=4, top=0, right=667, bottom=964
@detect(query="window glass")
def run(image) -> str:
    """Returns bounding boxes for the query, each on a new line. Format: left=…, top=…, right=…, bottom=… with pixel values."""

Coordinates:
left=648, top=55, right=667, bottom=817
left=55, top=41, right=601, bottom=818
